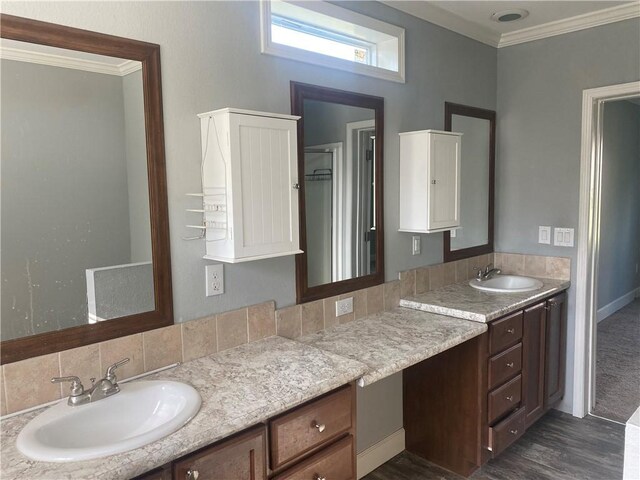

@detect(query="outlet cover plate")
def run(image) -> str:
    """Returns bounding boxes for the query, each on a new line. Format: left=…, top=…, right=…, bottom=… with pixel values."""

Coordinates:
left=412, top=235, right=421, bottom=255
left=205, top=264, right=224, bottom=296
left=336, top=297, right=353, bottom=316
left=539, top=226, right=551, bottom=244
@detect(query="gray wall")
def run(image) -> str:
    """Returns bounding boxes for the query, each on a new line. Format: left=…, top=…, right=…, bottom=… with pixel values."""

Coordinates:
left=597, top=100, right=640, bottom=309
left=1, top=59, right=132, bottom=340
left=123, top=68, right=152, bottom=263
left=1, top=0, right=496, bottom=450
left=496, top=18, right=640, bottom=412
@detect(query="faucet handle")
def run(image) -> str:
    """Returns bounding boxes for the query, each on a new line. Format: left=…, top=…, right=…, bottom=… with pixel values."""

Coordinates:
left=472, top=266, right=483, bottom=280
left=51, top=375, right=85, bottom=396
left=105, top=358, right=129, bottom=383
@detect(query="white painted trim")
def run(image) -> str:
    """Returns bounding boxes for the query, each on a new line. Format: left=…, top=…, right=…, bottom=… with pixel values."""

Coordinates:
left=574, top=81, right=640, bottom=418
left=382, top=1, right=640, bottom=49
left=597, top=288, right=640, bottom=322
left=498, top=3, right=640, bottom=48
left=0, top=46, right=141, bottom=76
left=259, top=0, right=405, bottom=83
left=357, top=428, right=405, bottom=479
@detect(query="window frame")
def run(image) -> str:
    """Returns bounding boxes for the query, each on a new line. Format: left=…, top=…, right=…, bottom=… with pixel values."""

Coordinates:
left=260, top=0, right=406, bottom=84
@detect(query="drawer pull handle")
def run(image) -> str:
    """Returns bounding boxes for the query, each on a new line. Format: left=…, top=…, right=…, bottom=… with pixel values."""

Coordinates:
left=314, top=475, right=327, bottom=480
left=509, top=429, right=519, bottom=435
left=186, top=469, right=199, bottom=480
left=506, top=395, right=514, bottom=402
left=312, top=421, right=326, bottom=433
left=506, top=362, right=514, bottom=368
left=506, top=328, right=515, bottom=334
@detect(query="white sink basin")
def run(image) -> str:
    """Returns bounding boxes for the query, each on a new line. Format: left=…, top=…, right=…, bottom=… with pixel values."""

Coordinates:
left=469, top=275, right=543, bottom=293
left=17, top=380, right=201, bottom=462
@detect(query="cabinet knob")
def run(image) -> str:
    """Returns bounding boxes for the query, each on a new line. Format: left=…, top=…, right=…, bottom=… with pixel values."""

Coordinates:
left=506, top=395, right=514, bottom=402
left=506, top=362, right=514, bottom=368
left=314, top=475, right=326, bottom=480
left=431, top=179, right=437, bottom=185
left=312, top=421, right=326, bottom=433
left=506, top=328, right=515, bottom=334
left=186, top=469, right=199, bottom=480
left=292, top=183, right=300, bottom=189
left=509, top=429, right=519, bottom=436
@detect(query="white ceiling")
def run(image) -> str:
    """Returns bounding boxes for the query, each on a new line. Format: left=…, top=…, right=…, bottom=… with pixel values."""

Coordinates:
left=382, top=1, right=640, bottom=47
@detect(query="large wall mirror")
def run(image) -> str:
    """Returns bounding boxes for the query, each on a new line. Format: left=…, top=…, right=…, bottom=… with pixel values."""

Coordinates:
left=443, top=102, right=495, bottom=262
left=1, top=15, right=172, bottom=364
left=291, top=82, right=384, bottom=303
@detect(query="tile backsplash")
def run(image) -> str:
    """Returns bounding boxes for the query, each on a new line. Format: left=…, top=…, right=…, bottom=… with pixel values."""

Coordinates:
left=0, top=252, right=570, bottom=415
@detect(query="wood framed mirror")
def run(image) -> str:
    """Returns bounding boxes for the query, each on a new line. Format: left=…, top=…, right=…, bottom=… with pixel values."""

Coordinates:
left=1, top=15, right=173, bottom=364
left=443, top=102, right=495, bottom=262
left=291, top=82, right=384, bottom=303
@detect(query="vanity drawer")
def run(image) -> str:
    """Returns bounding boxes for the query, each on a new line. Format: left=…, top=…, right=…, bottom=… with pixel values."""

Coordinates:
left=488, top=342, right=522, bottom=390
left=488, top=374, right=522, bottom=424
left=488, top=407, right=526, bottom=457
left=489, top=311, right=523, bottom=355
left=273, top=435, right=354, bottom=480
left=269, top=385, right=353, bottom=469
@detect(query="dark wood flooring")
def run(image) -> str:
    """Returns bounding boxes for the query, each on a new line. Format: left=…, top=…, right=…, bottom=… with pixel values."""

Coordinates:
left=363, top=410, right=625, bottom=480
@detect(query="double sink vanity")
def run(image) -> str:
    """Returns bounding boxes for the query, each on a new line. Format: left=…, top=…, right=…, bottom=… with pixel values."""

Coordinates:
left=1, top=274, right=569, bottom=480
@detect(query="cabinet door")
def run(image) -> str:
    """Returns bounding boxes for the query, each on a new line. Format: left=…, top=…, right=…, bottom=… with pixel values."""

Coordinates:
left=173, top=426, right=266, bottom=480
left=544, top=292, right=567, bottom=408
left=428, top=132, right=460, bottom=231
left=522, top=302, right=546, bottom=428
left=230, top=113, right=300, bottom=260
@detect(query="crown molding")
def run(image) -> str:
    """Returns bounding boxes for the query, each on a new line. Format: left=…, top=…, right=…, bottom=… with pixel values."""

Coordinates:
left=383, top=1, right=639, bottom=50
left=498, top=2, right=640, bottom=48
left=380, top=1, right=500, bottom=47
left=0, top=46, right=141, bottom=76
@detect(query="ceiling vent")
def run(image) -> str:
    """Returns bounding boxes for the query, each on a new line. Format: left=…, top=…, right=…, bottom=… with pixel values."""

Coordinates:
left=491, top=9, right=529, bottom=23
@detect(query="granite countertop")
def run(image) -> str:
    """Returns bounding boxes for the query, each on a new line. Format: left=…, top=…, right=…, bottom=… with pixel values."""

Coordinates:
left=400, top=277, right=570, bottom=323
left=297, top=307, right=488, bottom=386
left=0, top=336, right=368, bottom=480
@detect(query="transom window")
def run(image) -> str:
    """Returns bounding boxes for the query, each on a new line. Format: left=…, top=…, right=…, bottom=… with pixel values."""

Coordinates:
left=260, top=0, right=405, bottom=83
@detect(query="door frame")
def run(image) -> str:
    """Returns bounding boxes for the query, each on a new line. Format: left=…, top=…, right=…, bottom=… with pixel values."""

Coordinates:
left=573, top=80, right=640, bottom=418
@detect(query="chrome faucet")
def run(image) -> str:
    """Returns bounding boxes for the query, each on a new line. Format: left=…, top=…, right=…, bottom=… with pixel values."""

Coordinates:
left=52, top=358, right=129, bottom=406
left=474, top=264, right=501, bottom=281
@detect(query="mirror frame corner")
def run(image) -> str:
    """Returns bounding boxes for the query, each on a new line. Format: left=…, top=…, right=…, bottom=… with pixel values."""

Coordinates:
left=291, top=81, right=385, bottom=304
left=0, top=14, right=173, bottom=365
left=443, top=101, right=496, bottom=263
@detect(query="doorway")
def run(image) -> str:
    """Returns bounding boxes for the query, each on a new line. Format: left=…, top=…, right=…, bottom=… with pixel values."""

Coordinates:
left=590, top=98, right=640, bottom=423
left=574, top=81, right=640, bottom=419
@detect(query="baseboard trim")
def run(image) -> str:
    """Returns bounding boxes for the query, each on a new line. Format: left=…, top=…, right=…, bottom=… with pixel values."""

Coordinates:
left=357, top=428, right=405, bottom=479
left=597, top=288, right=639, bottom=322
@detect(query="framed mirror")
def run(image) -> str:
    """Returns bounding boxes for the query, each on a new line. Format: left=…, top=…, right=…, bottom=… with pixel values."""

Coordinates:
left=1, top=15, right=172, bottom=364
left=443, top=102, right=495, bottom=262
left=291, top=82, right=384, bottom=303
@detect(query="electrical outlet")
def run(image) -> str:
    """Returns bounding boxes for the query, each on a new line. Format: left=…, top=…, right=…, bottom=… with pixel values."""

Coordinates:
left=412, top=235, right=421, bottom=255
left=539, top=226, right=551, bottom=244
left=336, top=297, right=353, bottom=316
left=205, top=264, right=224, bottom=296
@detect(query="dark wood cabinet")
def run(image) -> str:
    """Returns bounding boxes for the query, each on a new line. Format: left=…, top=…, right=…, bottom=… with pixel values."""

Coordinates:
left=522, top=302, right=546, bottom=428
left=544, top=292, right=567, bottom=408
left=133, top=384, right=355, bottom=480
left=173, top=426, right=267, bottom=480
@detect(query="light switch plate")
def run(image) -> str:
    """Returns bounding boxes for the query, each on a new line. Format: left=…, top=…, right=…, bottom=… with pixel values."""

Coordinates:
left=553, top=228, right=574, bottom=247
left=539, top=226, right=551, bottom=244
left=205, top=264, right=224, bottom=296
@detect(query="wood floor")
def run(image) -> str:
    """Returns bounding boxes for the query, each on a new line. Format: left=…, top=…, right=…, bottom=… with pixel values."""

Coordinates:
left=593, top=299, right=640, bottom=423
left=363, top=410, right=625, bottom=480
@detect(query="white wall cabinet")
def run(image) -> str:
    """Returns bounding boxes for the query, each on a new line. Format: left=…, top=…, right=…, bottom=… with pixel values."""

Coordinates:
left=198, top=108, right=302, bottom=262
left=398, top=129, right=461, bottom=233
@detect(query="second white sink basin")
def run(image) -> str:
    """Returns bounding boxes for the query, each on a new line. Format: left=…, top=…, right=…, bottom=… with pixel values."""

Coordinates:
left=17, top=380, right=201, bottom=462
left=469, top=275, right=543, bottom=293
